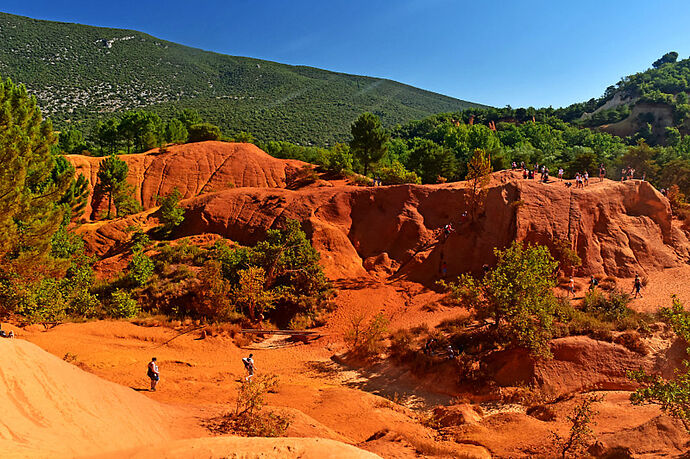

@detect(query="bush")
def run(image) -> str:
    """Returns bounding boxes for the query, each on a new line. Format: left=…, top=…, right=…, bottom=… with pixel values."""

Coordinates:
left=211, top=375, right=290, bottom=437
left=377, top=161, right=421, bottom=185
left=447, top=241, right=559, bottom=357
left=128, top=249, right=155, bottom=287
left=581, top=289, right=631, bottom=322
left=188, top=122, right=222, bottom=142
left=324, top=143, right=353, bottom=175
left=344, top=312, right=389, bottom=357
left=107, top=290, right=140, bottom=318
left=157, top=188, right=185, bottom=236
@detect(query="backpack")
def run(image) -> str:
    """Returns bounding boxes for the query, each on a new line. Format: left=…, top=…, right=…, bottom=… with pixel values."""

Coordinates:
left=243, top=358, right=253, bottom=370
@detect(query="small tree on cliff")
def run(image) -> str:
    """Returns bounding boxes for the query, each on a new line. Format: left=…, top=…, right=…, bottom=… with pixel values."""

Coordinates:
left=465, top=148, right=492, bottom=221
left=447, top=241, right=559, bottom=357
left=350, top=113, right=389, bottom=176
left=97, top=154, right=128, bottom=219
left=157, top=188, right=185, bottom=236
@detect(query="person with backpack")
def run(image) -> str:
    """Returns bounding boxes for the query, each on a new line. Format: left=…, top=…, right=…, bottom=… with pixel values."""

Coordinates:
left=589, top=275, right=598, bottom=291
left=568, top=276, right=576, bottom=297
left=242, top=354, right=256, bottom=382
left=147, top=357, right=160, bottom=392
left=631, top=275, right=643, bottom=298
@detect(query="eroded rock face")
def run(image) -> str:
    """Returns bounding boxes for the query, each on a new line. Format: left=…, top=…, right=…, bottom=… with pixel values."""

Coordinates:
left=75, top=145, right=689, bottom=281
left=482, top=336, right=656, bottom=397
left=67, top=141, right=307, bottom=220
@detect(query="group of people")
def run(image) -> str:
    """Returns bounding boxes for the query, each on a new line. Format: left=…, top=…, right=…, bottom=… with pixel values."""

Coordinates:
left=621, top=166, right=637, bottom=181
left=566, top=274, right=644, bottom=298
left=423, top=337, right=458, bottom=360
left=512, top=161, right=615, bottom=187
left=0, top=324, right=15, bottom=339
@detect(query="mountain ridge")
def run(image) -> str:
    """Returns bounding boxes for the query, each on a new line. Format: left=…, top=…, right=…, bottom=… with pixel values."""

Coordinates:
left=0, top=11, right=486, bottom=145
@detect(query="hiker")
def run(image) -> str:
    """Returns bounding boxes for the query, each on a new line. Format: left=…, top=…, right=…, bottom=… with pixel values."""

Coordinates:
left=520, top=161, right=525, bottom=171
left=147, top=357, right=160, bottom=391
left=0, top=324, right=14, bottom=338
left=558, top=168, right=564, bottom=181
left=242, top=354, right=256, bottom=382
left=446, top=345, right=455, bottom=360
left=440, top=261, right=448, bottom=278
left=584, top=171, right=589, bottom=186
left=511, top=161, right=517, bottom=170
left=631, top=275, right=643, bottom=298
left=621, top=168, right=626, bottom=181
left=443, top=223, right=454, bottom=237
left=568, top=276, right=576, bottom=297
left=523, top=168, right=528, bottom=180
left=599, top=164, right=606, bottom=182
left=589, top=275, right=598, bottom=291
left=424, top=337, right=437, bottom=355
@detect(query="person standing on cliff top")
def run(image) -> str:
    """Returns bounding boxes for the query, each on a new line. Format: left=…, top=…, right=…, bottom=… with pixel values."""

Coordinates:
left=558, top=168, right=564, bottom=181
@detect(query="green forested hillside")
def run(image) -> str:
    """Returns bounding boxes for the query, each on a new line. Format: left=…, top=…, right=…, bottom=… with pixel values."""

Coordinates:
left=0, top=12, right=485, bottom=145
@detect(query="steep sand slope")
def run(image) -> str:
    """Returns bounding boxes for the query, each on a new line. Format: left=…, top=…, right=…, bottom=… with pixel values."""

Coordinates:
left=67, top=141, right=307, bottom=220
left=0, top=339, right=173, bottom=458
left=0, top=338, right=383, bottom=459
left=99, top=437, right=382, bottom=459
left=80, top=170, right=690, bottom=281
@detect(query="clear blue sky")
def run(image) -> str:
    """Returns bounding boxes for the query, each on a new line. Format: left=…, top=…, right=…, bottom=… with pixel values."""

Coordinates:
left=3, top=0, right=690, bottom=108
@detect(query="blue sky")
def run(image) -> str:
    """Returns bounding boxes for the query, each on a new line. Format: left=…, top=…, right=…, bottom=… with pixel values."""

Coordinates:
left=3, top=0, right=690, bottom=108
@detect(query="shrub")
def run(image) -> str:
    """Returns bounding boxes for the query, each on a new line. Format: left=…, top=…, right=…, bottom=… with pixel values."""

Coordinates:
left=188, top=122, right=222, bottom=142
left=581, top=289, right=631, bottom=322
left=551, top=394, right=603, bottom=458
left=211, top=375, right=290, bottom=437
left=128, top=249, right=155, bottom=287
left=107, top=290, right=140, bottom=318
left=344, top=312, right=389, bottom=357
left=447, top=241, right=559, bottom=357
left=377, top=161, right=421, bottom=185
left=324, top=143, right=353, bottom=175
left=157, top=188, right=185, bottom=236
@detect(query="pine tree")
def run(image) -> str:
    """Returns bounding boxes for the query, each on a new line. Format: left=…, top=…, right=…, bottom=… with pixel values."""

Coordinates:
left=96, top=153, right=128, bottom=219
left=0, top=77, right=71, bottom=259
left=466, top=148, right=492, bottom=221
left=350, top=113, right=389, bottom=176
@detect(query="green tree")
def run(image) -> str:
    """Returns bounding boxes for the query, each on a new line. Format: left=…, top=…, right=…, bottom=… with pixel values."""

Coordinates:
left=407, top=138, right=457, bottom=183
left=618, top=141, right=660, bottom=181
left=350, top=113, right=389, bottom=176
left=96, top=118, right=120, bottom=156
left=465, top=148, right=492, bottom=221
left=188, top=122, right=222, bottom=142
left=96, top=154, right=129, bottom=219
left=325, top=143, right=353, bottom=175
left=0, top=77, right=71, bottom=260
left=653, top=51, right=679, bottom=68
left=234, top=266, right=275, bottom=321
left=58, top=129, right=87, bottom=155
left=233, top=131, right=256, bottom=143
left=157, top=188, right=185, bottom=236
left=448, top=241, right=559, bottom=357
left=127, top=248, right=154, bottom=287
left=164, top=119, right=188, bottom=144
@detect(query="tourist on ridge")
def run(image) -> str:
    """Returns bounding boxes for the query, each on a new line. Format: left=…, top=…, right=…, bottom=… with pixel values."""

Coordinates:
left=599, top=164, right=606, bottom=182
left=584, top=171, right=589, bottom=186
left=242, top=354, right=256, bottom=382
left=558, top=168, right=564, bottom=181
left=632, top=275, right=643, bottom=299
left=523, top=168, right=528, bottom=180
left=147, top=357, right=160, bottom=391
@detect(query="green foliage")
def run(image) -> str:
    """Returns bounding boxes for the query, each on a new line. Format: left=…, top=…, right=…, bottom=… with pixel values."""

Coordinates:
left=157, top=188, right=185, bottom=236
left=377, top=161, right=421, bottom=185
left=0, top=13, right=482, bottom=146
left=96, top=153, right=128, bottom=219
left=127, top=249, right=154, bottom=287
left=581, top=289, right=632, bottom=322
left=0, top=76, right=71, bottom=260
left=58, top=129, right=89, bottom=154
left=350, top=113, right=389, bottom=176
left=234, top=267, right=275, bottom=321
left=448, top=241, right=559, bottom=357
left=465, top=148, right=492, bottom=220
left=630, top=296, right=690, bottom=430
left=164, top=118, right=188, bottom=144
left=107, top=289, right=140, bottom=318
left=344, top=312, right=389, bottom=357
left=188, top=122, right=222, bottom=142
left=324, top=143, right=353, bottom=175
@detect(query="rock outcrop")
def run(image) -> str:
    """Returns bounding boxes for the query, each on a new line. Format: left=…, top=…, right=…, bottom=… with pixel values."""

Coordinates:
left=67, top=141, right=307, bottom=220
